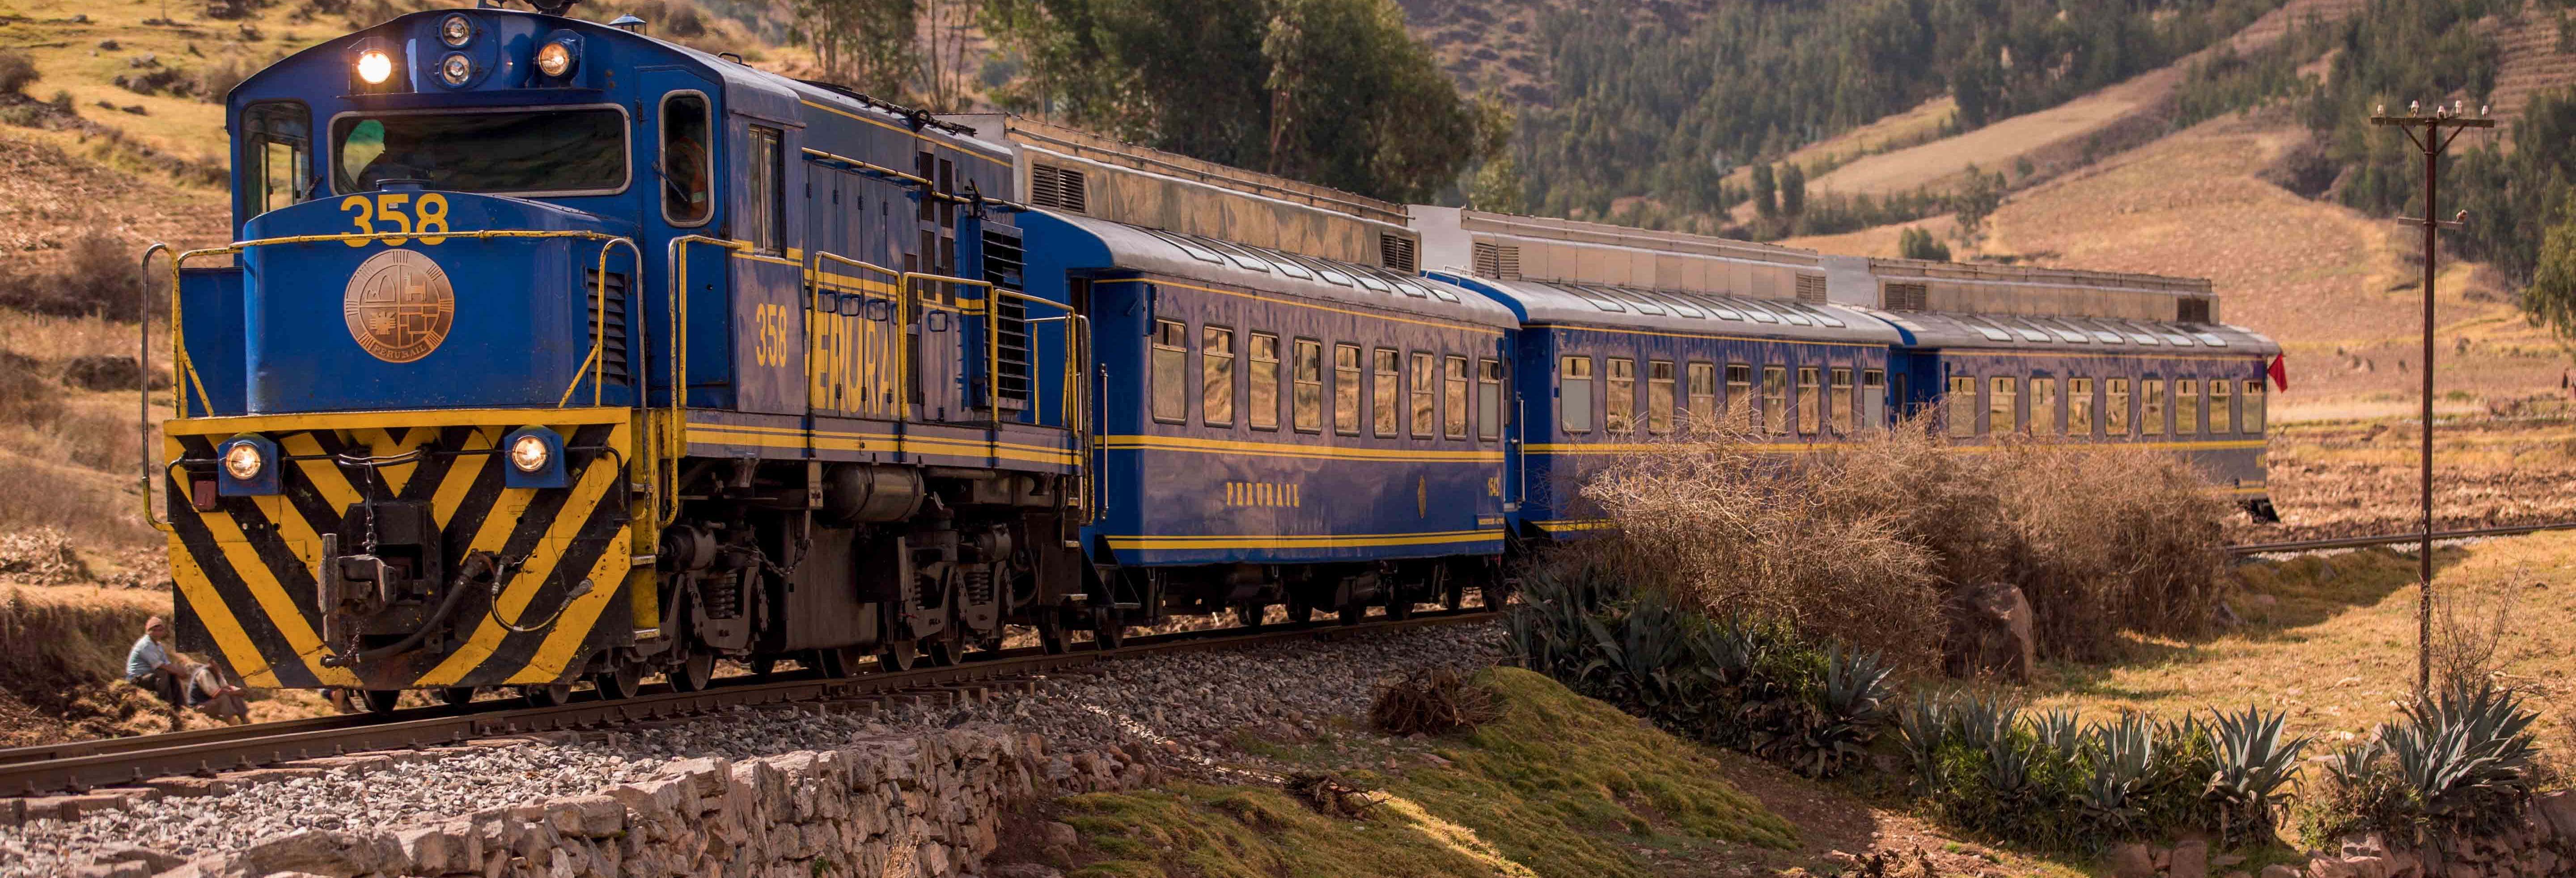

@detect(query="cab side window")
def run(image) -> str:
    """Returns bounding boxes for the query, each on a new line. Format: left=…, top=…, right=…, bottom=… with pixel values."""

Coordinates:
left=745, top=126, right=784, bottom=253
left=243, top=101, right=312, bottom=214
left=660, top=93, right=712, bottom=225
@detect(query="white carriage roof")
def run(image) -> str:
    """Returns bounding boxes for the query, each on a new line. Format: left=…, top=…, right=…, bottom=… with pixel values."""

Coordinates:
left=1877, top=310, right=2280, bottom=356
left=1038, top=212, right=1520, bottom=330
left=1445, top=274, right=1904, bottom=345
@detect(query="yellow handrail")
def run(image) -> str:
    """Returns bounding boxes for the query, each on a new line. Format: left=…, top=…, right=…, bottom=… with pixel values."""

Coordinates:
left=138, top=242, right=172, bottom=532
left=558, top=237, right=644, bottom=407
left=664, top=236, right=750, bottom=526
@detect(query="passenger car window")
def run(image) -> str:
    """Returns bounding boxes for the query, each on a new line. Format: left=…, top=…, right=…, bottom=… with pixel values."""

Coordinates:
left=1860, top=369, right=1885, bottom=431
left=660, top=93, right=712, bottom=224
left=1151, top=320, right=1187, bottom=423
left=1830, top=367, right=1855, bottom=435
left=1560, top=356, right=1594, bottom=435
left=1606, top=358, right=1637, bottom=435
left=1478, top=359, right=1504, bottom=441
left=243, top=101, right=311, bottom=215
left=2177, top=379, right=2201, bottom=435
left=1797, top=367, right=1822, bottom=435
left=2142, top=379, right=2166, bottom=436
left=2243, top=380, right=2266, bottom=434
left=1444, top=356, right=1470, bottom=439
left=1726, top=363, right=1753, bottom=430
left=2030, top=377, right=2057, bottom=436
left=1248, top=333, right=1280, bottom=431
left=2210, top=379, right=2233, bottom=434
left=2107, top=378, right=2131, bottom=435
left=1411, top=352, right=1437, bottom=439
left=1335, top=344, right=1361, bottom=435
left=1292, top=339, right=1323, bottom=433
left=1686, top=363, right=1716, bottom=431
left=1989, top=376, right=2017, bottom=435
left=1647, top=361, right=1675, bottom=435
left=1947, top=376, right=1978, bottom=438
left=1374, top=349, right=1401, bottom=437
left=1202, top=326, right=1235, bottom=427
left=2069, top=377, right=2094, bottom=435
left=1762, top=366, right=1788, bottom=435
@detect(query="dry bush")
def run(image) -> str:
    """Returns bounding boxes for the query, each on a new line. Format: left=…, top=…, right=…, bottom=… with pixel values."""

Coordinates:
left=0, top=230, right=151, bottom=321
left=1368, top=667, right=1500, bottom=736
left=0, top=453, right=154, bottom=547
left=1577, top=414, right=2235, bottom=667
left=0, top=50, right=37, bottom=95
left=0, top=351, right=63, bottom=425
left=2431, top=565, right=2525, bottom=691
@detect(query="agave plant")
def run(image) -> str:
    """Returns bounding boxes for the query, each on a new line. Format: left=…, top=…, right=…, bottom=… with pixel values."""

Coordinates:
left=2080, top=713, right=2156, bottom=830
left=1898, top=690, right=1956, bottom=794
left=2386, top=680, right=2541, bottom=833
left=2204, top=704, right=2311, bottom=846
left=1953, top=693, right=2020, bottom=755
left=2031, top=708, right=2084, bottom=762
left=1783, top=645, right=1896, bottom=778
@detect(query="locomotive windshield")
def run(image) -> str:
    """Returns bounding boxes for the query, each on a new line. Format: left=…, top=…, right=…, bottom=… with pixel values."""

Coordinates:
left=332, top=107, right=627, bottom=195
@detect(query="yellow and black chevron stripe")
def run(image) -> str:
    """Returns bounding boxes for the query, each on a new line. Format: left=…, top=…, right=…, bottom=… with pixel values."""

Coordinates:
left=162, top=409, right=645, bottom=691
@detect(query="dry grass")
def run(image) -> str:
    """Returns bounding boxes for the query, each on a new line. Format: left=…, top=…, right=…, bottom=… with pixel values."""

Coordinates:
left=1576, top=416, right=2235, bottom=668
left=1368, top=667, right=1501, bottom=738
left=2251, top=411, right=2576, bottom=542
left=2027, top=532, right=2576, bottom=747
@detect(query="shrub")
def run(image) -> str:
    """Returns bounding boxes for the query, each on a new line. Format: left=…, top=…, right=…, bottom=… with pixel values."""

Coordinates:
left=196, top=55, right=254, bottom=103
left=2309, top=681, right=2542, bottom=853
left=0, top=49, right=37, bottom=95
left=1367, top=667, right=1498, bottom=737
left=1898, top=226, right=1952, bottom=261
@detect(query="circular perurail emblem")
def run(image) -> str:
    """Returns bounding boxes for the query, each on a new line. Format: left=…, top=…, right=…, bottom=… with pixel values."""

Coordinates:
left=342, top=249, right=455, bottom=363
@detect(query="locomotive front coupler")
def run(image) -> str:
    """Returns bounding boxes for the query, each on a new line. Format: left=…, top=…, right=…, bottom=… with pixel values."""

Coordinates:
left=319, top=544, right=497, bottom=668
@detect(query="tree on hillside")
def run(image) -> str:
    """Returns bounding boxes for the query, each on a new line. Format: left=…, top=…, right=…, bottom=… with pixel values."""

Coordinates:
left=793, top=0, right=920, bottom=100
left=1899, top=226, right=1951, bottom=262
left=2531, top=199, right=2576, bottom=343
left=1751, top=163, right=1778, bottom=218
left=1779, top=163, right=1806, bottom=217
left=981, top=0, right=1502, bottom=202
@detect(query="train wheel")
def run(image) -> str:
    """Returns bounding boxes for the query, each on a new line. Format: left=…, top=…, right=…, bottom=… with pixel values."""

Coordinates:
left=1440, top=567, right=1465, bottom=611
left=749, top=656, right=778, bottom=679
left=1036, top=613, right=1069, bottom=655
left=521, top=683, right=573, bottom=708
left=360, top=689, right=401, bottom=714
left=1093, top=606, right=1127, bottom=650
left=881, top=640, right=920, bottom=672
left=1385, top=598, right=1413, bottom=621
left=924, top=640, right=960, bottom=667
left=1232, top=602, right=1265, bottom=629
left=815, top=646, right=860, bottom=679
left=1338, top=599, right=1367, bottom=626
left=1286, top=598, right=1313, bottom=624
left=436, top=687, right=478, bottom=707
left=669, top=650, right=716, bottom=693
left=593, top=665, right=643, bottom=701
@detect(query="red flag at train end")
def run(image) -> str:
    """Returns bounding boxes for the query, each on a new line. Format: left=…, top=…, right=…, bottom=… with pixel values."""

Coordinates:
left=2268, top=354, right=2288, bottom=392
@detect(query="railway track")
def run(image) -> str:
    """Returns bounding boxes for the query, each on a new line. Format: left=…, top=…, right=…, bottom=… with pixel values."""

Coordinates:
left=2227, top=520, right=2576, bottom=556
left=0, top=608, right=1495, bottom=800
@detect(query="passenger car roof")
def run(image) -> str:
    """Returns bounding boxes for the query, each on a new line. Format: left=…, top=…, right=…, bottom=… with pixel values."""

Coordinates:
left=1877, top=310, right=2281, bottom=356
left=1034, top=212, right=1520, bottom=330
left=1434, top=274, right=1903, bottom=344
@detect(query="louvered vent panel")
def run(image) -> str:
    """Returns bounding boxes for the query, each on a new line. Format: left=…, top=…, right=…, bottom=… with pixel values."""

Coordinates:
left=1795, top=274, right=1827, bottom=304
left=2177, top=297, right=2211, bottom=324
left=1028, top=165, right=1089, bottom=214
left=1470, top=242, right=1523, bottom=280
left=1885, top=282, right=1928, bottom=311
left=1379, top=233, right=1418, bottom=273
left=984, top=227, right=1032, bottom=411
left=584, top=269, right=631, bottom=385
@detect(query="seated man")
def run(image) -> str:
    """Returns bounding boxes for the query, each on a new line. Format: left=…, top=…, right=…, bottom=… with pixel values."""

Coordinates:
left=125, top=616, right=186, bottom=709
left=189, top=663, right=249, bottom=725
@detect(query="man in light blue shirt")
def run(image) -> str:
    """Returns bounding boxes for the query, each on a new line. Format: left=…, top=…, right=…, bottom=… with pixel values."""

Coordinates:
left=126, top=616, right=186, bottom=707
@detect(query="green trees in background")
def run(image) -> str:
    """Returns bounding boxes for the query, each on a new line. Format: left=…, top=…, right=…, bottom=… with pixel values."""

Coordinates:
left=1899, top=226, right=1952, bottom=262
left=978, top=0, right=1507, bottom=203
left=1516, top=0, right=2284, bottom=224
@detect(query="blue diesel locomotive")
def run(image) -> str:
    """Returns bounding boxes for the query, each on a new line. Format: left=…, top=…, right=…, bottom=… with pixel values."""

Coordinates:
left=148, top=4, right=2276, bottom=708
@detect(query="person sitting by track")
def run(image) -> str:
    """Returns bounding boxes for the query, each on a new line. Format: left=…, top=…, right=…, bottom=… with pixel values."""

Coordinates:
left=125, top=616, right=188, bottom=713
left=189, top=662, right=250, bottom=725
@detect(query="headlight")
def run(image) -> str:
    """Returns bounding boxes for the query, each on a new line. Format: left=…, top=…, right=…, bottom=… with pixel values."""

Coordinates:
left=440, top=54, right=472, bottom=86
left=222, top=442, right=265, bottom=481
left=509, top=434, right=551, bottom=473
left=439, top=14, right=472, bottom=47
left=535, top=41, right=574, bottom=77
left=356, top=49, right=393, bottom=84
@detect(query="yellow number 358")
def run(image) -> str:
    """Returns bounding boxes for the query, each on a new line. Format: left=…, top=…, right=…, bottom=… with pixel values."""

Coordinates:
left=340, top=193, right=451, bottom=247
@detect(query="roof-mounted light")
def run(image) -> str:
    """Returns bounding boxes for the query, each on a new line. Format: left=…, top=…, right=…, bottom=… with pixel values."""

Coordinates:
left=356, top=49, right=393, bottom=84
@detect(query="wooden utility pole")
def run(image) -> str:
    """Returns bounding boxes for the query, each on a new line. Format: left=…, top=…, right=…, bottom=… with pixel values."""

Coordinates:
left=2369, top=101, right=2491, bottom=698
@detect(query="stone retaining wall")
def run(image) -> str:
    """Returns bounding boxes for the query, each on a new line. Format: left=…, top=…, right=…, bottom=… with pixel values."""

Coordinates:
left=136, top=724, right=1147, bottom=878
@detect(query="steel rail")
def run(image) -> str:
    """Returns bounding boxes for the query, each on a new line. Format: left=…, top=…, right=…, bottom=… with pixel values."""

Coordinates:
left=0, top=608, right=1493, bottom=798
left=2228, top=520, right=2576, bottom=556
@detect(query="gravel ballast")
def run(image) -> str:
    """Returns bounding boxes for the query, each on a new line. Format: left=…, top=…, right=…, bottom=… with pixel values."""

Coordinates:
left=0, top=619, right=1503, bottom=876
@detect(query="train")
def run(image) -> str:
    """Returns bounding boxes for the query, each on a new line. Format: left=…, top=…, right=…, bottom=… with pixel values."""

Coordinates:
left=145, top=3, right=2279, bottom=708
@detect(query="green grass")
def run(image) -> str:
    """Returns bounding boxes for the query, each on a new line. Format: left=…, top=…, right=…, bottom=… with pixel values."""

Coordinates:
left=1057, top=667, right=1796, bottom=878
